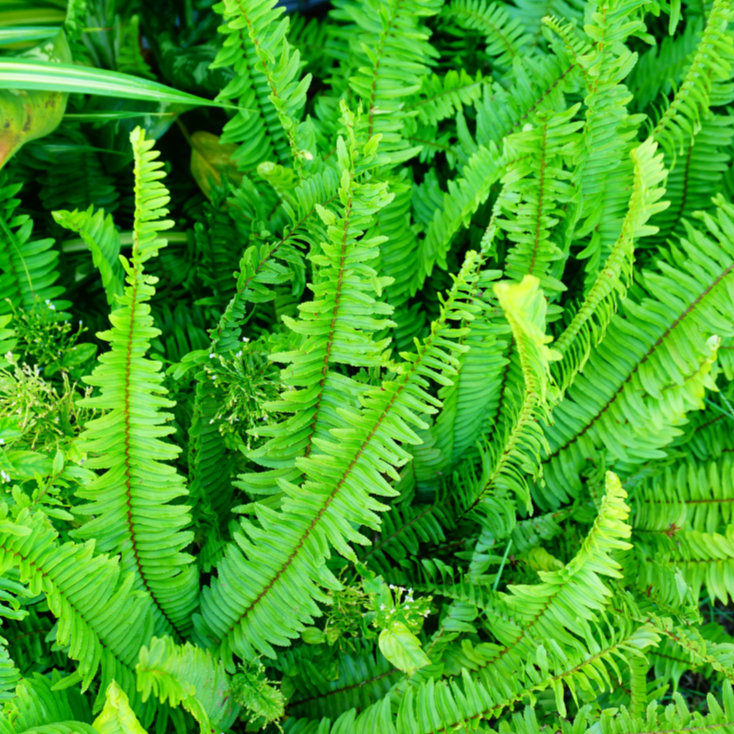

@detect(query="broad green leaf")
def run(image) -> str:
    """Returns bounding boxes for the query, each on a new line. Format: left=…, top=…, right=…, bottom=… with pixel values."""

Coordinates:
left=378, top=622, right=431, bottom=675
left=189, top=130, right=243, bottom=200
left=0, top=29, right=70, bottom=168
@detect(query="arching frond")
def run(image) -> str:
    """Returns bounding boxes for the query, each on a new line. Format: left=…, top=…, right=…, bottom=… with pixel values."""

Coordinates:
left=73, top=128, right=199, bottom=638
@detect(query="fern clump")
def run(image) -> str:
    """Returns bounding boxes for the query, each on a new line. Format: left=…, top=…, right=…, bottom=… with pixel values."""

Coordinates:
left=2, top=0, right=734, bottom=731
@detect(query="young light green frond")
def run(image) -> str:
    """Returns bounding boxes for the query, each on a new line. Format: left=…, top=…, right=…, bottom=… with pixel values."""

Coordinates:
left=553, top=138, right=669, bottom=392
left=460, top=275, right=559, bottom=515
left=93, top=682, right=148, bottom=734
left=196, top=251, right=480, bottom=667
left=74, top=128, right=198, bottom=639
left=651, top=0, right=734, bottom=156
left=137, top=636, right=238, bottom=732
left=52, top=206, right=125, bottom=306
left=0, top=174, right=65, bottom=316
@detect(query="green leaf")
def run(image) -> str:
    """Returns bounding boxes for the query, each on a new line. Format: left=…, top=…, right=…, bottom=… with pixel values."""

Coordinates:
left=378, top=622, right=431, bottom=675
left=0, top=60, right=239, bottom=109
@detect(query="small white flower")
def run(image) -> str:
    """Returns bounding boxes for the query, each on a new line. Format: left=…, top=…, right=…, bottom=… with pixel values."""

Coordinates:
left=242, top=336, right=250, bottom=343
left=209, top=353, right=215, bottom=359
left=389, top=584, right=395, bottom=590
left=0, top=439, right=4, bottom=445
left=0, top=470, right=9, bottom=483
left=4, top=352, right=12, bottom=361
left=49, top=304, right=55, bottom=310
left=380, top=604, right=385, bottom=610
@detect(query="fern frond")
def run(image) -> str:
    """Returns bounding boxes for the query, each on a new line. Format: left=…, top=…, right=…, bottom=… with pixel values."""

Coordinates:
left=137, top=636, right=238, bottom=732
left=0, top=506, right=154, bottom=715
left=540, top=197, right=734, bottom=507
left=497, top=105, right=583, bottom=299
left=651, top=0, right=734, bottom=155
left=443, top=0, right=533, bottom=70
left=459, top=275, right=559, bottom=515
left=212, top=0, right=310, bottom=172
left=649, top=114, right=734, bottom=243
left=0, top=671, right=92, bottom=732
left=0, top=174, right=65, bottom=316
left=53, top=206, right=125, bottom=307
left=196, top=250, right=481, bottom=667
left=93, top=681, right=147, bottom=734
left=237, top=110, right=395, bottom=499
left=339, top=0, right=442, bottom=164
left=553, top=138, right=668, bottom=391
left=282, top=643, right=399, bottom=720
left=407, top=70, right=486, bottom=127
left=73, top=128, right=198, bottom=638
left=627, top=18, right=703, bottom=111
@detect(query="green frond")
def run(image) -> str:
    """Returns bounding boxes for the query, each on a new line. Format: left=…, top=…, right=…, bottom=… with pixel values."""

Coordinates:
left=210, top=167, right=339, bottom=357
left=212, top=0, right=311, bottom=172
left=497, top=105, right=584, bottom=299
left=627, top=18, right=703, bottom=111
left=282, top=643, right=399, bottom=720
left=459, top=275, right=559, bottom=515
left=73, top=128, right=198, bottom=638
left=93, top=682, right=147, bottom=734
left=338, top=0, right=442, bottom=165
left=416, top=52, right=578, bottom=291
left=649, top=114, right=734, bottom=243
left=651, top=0, right=734, bottom=156
left=0, top=671, right=92, bottom=732
left=407, top=70, right=487, bottom=127
left=237, top=111, right=395, bottom=499
left=540, top=197, right=734, bottom=508
left=430, top=267, right=510, bottom=470
left=52, top=206, right=125, bottom=307
left=553, top=138, right=669, bottom=392
left=0, top=506, right=154, bottom=717
left=443, top=0, right=533, bottom=70
left=196, top=251, right=480, bottom=667
left=137, top=636, right=238, bottom=732
left=632, top=453, right=734, bottom=534
left=0, top=174, right=65, bottom=316
left=596, top=681, right=734, bottom=734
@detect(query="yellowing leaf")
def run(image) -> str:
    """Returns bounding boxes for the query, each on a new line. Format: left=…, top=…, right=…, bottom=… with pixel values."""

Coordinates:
left=190, top=131, right=242, bottom=200
left=93, top=681, right=149, bottom=734
left=0, top=29, right=71, bottom=170
left=378, top=622, right=431, bottom=675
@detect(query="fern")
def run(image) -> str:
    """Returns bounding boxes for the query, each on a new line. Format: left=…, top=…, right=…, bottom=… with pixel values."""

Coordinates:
left=5, top=3, right=734, bottom=733
left=72, top=128, right=199, bottom=639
